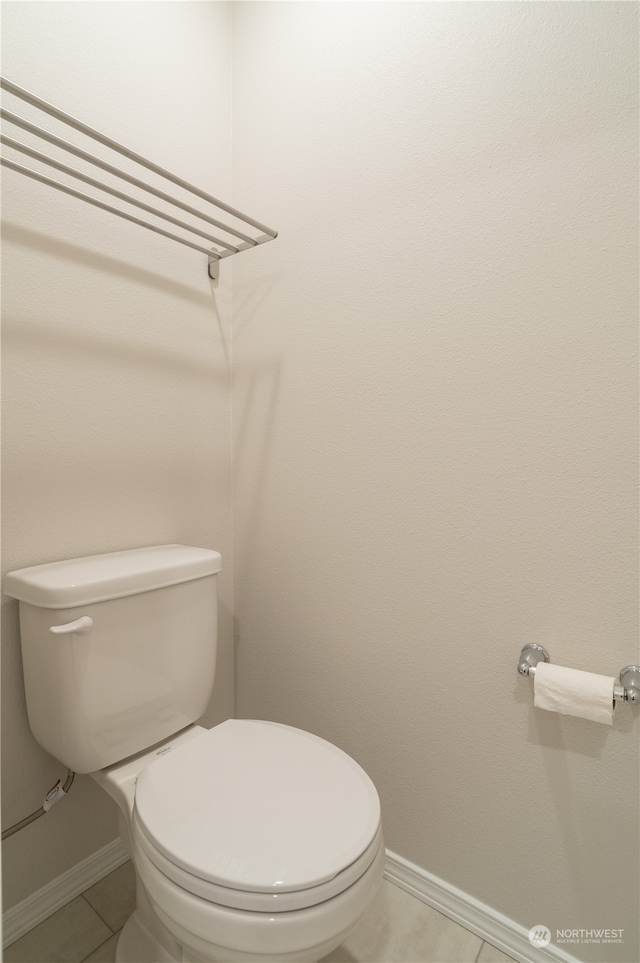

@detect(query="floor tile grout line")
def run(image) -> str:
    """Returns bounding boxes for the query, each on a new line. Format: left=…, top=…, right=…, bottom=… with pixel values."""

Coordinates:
left=79, top=893, right=119, bottom=935
left=78, top=927, right=121, bottom=963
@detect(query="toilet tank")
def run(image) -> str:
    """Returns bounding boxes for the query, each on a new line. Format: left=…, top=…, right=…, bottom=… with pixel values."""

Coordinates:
left=4, top=545, right=222, bottom=773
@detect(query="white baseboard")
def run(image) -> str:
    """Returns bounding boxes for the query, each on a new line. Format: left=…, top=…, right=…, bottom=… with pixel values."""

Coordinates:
left=384, top=850, right=581, bottom=963
left=2, top=837, right=129, bottom=949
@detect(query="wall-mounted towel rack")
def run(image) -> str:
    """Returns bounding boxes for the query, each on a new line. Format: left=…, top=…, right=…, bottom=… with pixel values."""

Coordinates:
left=0, top=77, right=277, bottom=280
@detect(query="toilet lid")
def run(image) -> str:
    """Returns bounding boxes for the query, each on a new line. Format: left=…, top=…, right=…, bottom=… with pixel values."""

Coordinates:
left=133, top=719, right=381, bottom=894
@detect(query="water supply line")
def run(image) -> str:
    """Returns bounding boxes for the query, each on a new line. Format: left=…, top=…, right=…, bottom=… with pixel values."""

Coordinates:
left=1, top=770, right=75, bottom=841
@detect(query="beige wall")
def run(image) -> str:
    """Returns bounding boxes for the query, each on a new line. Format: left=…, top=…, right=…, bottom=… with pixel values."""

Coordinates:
left=1, top=1, right=234, bottom=909
left=231, top=3, right=639, bottom=960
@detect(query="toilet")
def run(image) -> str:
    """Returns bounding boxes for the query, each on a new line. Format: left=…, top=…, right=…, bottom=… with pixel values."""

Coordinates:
left=4, top=545, right=384, bottom=963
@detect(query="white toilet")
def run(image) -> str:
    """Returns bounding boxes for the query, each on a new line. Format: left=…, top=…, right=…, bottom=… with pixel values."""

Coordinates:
left=4, top=545, right=384, bottom=963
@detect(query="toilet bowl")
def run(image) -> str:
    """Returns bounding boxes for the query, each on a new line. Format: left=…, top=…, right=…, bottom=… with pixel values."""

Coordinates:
left=4, top=546, right=384, bottom=963
left=93, top=719, right=384, bottom=962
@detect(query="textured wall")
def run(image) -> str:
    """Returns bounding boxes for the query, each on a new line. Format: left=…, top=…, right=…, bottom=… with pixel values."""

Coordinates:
left=231, top=3, right=639, bottom=960
left=1, top=1, right=234, bottom=909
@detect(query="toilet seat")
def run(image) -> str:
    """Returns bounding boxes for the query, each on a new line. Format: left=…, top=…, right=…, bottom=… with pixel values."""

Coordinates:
left=134, top=818, right=384, bottom=913
left=132, top=719, right=382, bottom=912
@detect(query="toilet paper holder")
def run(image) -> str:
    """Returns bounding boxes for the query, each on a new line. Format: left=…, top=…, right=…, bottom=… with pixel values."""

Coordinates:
left=517, top=645, right=640, bottom=705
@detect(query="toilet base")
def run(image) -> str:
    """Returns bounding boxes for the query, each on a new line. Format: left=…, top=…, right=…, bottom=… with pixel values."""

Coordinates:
left=116, top=912, right=177, bottom=963
left=115, top=871, right=184, bottom=963
left=137, top=832, right=384, bottom=963
left=155, top=905, right=356, bottom=962
left=115, top=906, right=351, bottom=963
left=115, top=867, right=362, bottom=963
left=115, top=812, right=384, bottom=962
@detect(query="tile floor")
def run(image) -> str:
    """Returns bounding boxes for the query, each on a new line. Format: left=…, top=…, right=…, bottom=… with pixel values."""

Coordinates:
left=3, top=860, right=518, bottom=963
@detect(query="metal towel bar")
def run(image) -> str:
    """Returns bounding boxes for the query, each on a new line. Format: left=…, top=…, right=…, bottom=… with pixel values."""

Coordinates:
left=0, top=77, right=277, bottom=279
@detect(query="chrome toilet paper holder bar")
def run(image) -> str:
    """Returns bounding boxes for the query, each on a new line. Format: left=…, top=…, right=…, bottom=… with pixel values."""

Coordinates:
left=517, top=645, right=640, bottom=705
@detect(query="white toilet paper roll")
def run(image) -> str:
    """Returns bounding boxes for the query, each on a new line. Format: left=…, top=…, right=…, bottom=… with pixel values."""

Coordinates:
left=534, top=662, right=615, bottom=725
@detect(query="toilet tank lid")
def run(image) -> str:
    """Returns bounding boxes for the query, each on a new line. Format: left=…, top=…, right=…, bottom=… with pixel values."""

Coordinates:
left=3, top=545, right=222, bottom=608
